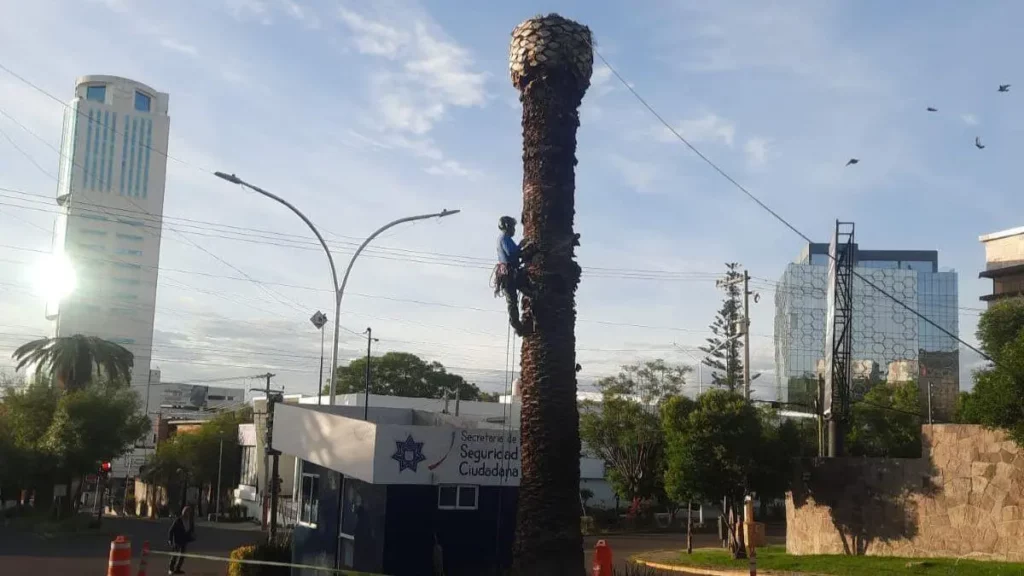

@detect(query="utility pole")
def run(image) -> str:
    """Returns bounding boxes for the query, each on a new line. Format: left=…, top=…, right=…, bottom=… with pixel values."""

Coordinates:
left=363, top=328, right=377, bottom=420
left=742, top=270, right=751, bottom=400
left=927, top=381, right=933, bottom=425
left=215, top=437, right=224, bottom=522
left=716, top=268, right=757, bottom=399
left=259, top=372, right=280, bottom=537
left=454, top=381, right=461, bottom=417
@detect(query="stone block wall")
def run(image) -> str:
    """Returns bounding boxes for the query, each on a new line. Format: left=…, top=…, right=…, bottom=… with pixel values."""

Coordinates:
left=787, top=424, right=1024, bottom=561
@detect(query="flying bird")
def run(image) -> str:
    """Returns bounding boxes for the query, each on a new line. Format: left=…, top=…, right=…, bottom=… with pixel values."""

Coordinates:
left=926, top=107, right=938, bottom=112
left=845, top=158, right=859, bottom=166
left=975, top=137, right=985, bottom=150
left=999, top=84, right=1011, bottom=92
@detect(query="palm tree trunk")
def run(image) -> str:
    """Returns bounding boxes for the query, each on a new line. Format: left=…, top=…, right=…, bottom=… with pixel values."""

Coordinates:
left=509, top=14, right=593, bottom=576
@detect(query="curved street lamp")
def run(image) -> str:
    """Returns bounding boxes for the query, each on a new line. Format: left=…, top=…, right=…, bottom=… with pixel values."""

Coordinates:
left=214, top=171, right=460, bottom=405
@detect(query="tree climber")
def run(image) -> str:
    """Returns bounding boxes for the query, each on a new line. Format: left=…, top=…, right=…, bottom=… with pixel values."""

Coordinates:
left=494, top=215, right=535, bottom=336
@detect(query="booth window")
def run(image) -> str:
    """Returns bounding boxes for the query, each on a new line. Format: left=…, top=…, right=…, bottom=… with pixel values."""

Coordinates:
left=299, top=473, right=320, bottom=526
left=437, top=484, right=478, bottom=510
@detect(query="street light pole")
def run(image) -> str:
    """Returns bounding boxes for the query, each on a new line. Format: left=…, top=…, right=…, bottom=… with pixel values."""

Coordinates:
left=214, top=172, right=459, bottom=406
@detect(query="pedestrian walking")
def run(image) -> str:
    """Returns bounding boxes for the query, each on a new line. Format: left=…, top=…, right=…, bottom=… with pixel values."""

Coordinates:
left=167, top=504, right=195, bottom=575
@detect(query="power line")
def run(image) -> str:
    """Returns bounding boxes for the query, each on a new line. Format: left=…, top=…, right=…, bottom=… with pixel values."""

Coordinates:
left=593, top=47, right=990, bottom=362
left=0, top=102, right=324, bottom=324
left=0, top=184, right=729, bottom=281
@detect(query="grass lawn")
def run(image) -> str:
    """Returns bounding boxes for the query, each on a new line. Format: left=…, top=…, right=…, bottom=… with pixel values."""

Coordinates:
left=650, top=546, right=1024, bottom=575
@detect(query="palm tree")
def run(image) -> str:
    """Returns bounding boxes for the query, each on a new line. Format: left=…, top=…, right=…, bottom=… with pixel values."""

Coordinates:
left=508, top=14, right=593, bottom=575
left=13, top=334, right=134, bottom=391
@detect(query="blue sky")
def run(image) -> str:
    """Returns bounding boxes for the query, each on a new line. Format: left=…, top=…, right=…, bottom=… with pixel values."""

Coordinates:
left=0, top=0, right=1017, bottom=398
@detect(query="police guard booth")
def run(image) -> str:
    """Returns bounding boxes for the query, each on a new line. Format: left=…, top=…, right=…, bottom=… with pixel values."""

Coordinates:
left=272, top=402, right=521, bottom=576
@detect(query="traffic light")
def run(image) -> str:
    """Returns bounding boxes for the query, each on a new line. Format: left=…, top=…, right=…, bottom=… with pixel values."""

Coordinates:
left=100, top=461, right=112, bottom=475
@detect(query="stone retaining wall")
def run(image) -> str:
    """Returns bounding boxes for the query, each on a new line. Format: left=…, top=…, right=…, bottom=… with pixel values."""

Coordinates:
left=786, top=424, right=1024, bottom=561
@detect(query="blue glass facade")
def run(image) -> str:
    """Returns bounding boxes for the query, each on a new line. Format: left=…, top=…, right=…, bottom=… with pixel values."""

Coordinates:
left=774, top=244, right=959, bottom=418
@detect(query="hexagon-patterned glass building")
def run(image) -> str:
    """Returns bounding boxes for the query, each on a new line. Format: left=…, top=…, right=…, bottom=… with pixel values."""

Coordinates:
left=774, top=242, right=959, bottom=420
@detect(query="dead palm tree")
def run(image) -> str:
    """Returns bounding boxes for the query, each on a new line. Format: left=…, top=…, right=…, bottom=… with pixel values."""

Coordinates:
left=508, top=14, right=593, bottom=575
left=13, top=334, right=134, bottom=391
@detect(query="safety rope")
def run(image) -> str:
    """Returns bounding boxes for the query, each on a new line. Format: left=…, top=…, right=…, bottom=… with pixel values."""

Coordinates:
left=494, top=321, right=516, bottom=562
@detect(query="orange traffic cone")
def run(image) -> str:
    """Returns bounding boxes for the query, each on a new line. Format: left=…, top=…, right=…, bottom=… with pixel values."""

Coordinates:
left=107, top=535, right=131, bottom=576
left=592, top=539, right=613, bottom=576
left=136, top=541, right=150, bottom=576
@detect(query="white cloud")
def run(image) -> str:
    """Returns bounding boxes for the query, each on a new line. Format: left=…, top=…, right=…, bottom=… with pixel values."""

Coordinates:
left=590, top=64, right=614, bottom=96
left=224, top=0, right=271, bottom=24
left=425, top=160, right=476, bottom=178
left=337, top=7, right=487, bottom=135
left=961, top=113, right=979, bottom=126
left=659, top=112, right=736, bottom=146
left=744, top=136, right=771, bottom=168
left=159, top=37, right=199, bottom=57
left=338, top=8, right=409, bottom=57
left=609, top=155, right=658, bottom=193
left=280, top=0, right=320, bottom=28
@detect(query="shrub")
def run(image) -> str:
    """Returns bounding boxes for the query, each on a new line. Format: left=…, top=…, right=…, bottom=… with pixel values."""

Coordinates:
left=228, top=535, right=292, bottom=576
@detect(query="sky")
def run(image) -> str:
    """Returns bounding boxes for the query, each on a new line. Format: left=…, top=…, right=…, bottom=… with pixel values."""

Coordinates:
left=0, top=0, right=1019, bottom=400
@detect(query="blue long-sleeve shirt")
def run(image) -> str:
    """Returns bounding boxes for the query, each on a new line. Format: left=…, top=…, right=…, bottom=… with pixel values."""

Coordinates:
left=497, top=234, right=519, bottom=265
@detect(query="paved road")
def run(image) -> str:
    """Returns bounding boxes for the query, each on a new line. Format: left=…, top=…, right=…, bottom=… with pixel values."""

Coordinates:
left=583, top=530, right=785, bottom=574
left=1, top=517, right=756, bottom=575
left=0, top=516, right=263, bottom=576
left=584, top=532, right=723, bottom=571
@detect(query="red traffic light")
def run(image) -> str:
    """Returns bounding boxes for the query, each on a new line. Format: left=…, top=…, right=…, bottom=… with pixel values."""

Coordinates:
left=100, top=461, right=112, bottom=473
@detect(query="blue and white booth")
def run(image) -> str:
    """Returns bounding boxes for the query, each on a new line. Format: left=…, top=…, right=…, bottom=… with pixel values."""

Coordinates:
left=273, top=403, right=521, bottom=576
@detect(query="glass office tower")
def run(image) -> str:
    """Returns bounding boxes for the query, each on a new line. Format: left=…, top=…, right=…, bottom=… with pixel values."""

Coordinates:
left=774, top=243, right=959, bottom=420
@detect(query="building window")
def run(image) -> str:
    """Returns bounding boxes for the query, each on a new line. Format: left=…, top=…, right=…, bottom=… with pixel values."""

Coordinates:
left=114, top=262, right=141, bottom=270
left=86, top=85, right=106, bottom=103
left=112, top=278, right=141, bottom=286
left=116, top=233, right=144, bottom=242
left=117, top=218, right=145, bottom=227
left=115, top=248, right=143, bottom=256
left=81, top=229, right=107, bottom=237
left=299, top=473, right=320, bottom=526
left=134, top=91, right=151, bottom=112
left=437, top=484, right=478, bottom=510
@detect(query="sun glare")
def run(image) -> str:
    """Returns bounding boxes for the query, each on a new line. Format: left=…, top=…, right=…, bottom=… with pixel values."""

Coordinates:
left=32, top=252, right=77, bottom=302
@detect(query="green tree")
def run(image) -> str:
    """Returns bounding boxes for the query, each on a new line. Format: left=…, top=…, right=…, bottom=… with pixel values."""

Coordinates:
left=13, top=335, right=134, bottom=391
left=845, top=381, right=922, bottom=458
left=956, top=298, right=1024, bottom=445
left=43, top=381, right=149, bottom=478
left=326, top=352, right=494, bottom=401
left=0, top=376, right=59, bottom=504
left=0, top=376, right=147, bottom=514
left=144, top=408, right=252, bottom=513
left=579, top=360, right=688, bottom=506
left=662, top=390, right=787, bottom=558
left=700, top=263, right=744, bottom=391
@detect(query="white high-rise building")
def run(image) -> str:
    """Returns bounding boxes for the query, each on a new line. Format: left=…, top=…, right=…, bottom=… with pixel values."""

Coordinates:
left=47, top=75, right=170, bottom=396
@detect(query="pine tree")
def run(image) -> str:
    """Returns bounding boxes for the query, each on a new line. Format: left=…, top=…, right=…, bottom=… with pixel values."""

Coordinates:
left=700, top=262, right=744, bottom=391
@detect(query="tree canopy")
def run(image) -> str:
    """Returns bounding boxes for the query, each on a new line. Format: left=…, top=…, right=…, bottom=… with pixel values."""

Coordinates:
left=579, top=359, right=688, bottom=504
left=0, top=375, right=148, bottom=506
left=661, top=389, right=794, bottom=556
left=956, top=298, right=1024, bottom=445
left=13, top=335, right=134, bottom=391
left=144, top=408, right=252, bottom=492
left=845, top=381, right=922, bottom=458
left=325, top=351, right=499, bottom=401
